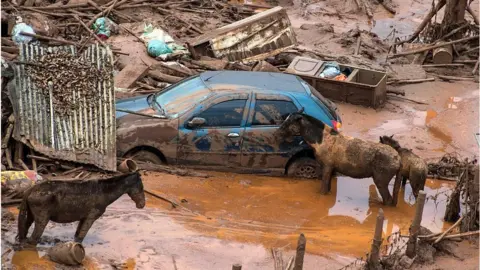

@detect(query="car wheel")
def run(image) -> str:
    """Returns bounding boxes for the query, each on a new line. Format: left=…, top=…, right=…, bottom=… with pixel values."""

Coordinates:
left=287, top=157, right=322, bottom=179
left=128, top=150, right=164, bottom=165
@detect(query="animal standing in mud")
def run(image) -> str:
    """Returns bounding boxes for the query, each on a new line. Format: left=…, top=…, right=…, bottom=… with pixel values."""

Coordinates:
left=379, top=135, right=428, bottom=197
left=17, top=172, right=145, bottom=245
left=275, top=111, right=402, bottom=206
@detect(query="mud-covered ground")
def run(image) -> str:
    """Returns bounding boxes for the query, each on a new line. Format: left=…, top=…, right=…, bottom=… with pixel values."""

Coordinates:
left=2, top=0, right=479, bottom=269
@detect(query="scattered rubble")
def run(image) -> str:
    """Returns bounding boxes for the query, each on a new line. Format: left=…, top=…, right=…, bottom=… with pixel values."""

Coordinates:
left=1, top=0, right=479, bottom=269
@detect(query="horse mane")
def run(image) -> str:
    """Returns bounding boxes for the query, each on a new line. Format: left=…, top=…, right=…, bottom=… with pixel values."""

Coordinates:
left=380, top=135, right=401, bottom=146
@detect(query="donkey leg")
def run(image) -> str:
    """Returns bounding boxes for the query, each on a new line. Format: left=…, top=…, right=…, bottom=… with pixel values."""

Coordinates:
left=28, top=216, right=49, bottom=245
left=74, top=211, right=103, bottom=243
left=320, top=166, right=333, bottom=195
left=401, top=176, right=407, bottom=186
left=17, top=210, right=34, bottom=243
left=74, top=219, right=85, bottom=241
left=392, top=172, right=403, bottom=206
left=373, top=173, right=393, bottom=206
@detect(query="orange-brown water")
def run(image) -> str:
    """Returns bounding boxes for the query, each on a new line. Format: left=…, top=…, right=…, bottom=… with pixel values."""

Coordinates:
left=4, top=172, right=453, bottom=269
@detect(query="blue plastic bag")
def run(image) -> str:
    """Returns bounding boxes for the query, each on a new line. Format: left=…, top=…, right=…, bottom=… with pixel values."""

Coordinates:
left=92, top=17, right=117, bottom=39
left=319, top=62, right=341, bottom=79
left=147, top=40, right=173, bottom=57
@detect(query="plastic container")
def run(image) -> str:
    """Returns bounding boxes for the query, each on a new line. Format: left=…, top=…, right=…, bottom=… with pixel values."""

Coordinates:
left=118, top=159, right=138, bottom=173
left=47, top=242, right=85, bottom=266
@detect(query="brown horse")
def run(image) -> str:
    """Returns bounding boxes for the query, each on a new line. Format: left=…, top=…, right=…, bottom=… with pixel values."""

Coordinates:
left=379, top=135, right=427, bottom=198
left=275, top=112, right=402, bottom=206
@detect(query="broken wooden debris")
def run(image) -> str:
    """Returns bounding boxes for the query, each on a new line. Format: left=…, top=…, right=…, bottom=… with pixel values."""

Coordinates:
left=144, top=189, right=179, bottom=208
left=367, top=209, right=384, bottom=268
left=114, top=63, right=150, bottom=89
left=391, top=35, right=479, bottom=58
left=386, top=78, right=435, bottom=85
left=433, top=216, right=464, bottom=244
left=396, top=0, right=446, bottom=46
left=379, top=0, right=396, bottom=15
left=422, top=63, right=464, bottom=67
left=437, top=75, right=475, bottom=81
left=148, top=70, right=183, bottom=84
left=293, top=234, right=306, bottom=270
left=406, top=191, right=427, bottom=258
left=432, top=43, right=453, bottom=64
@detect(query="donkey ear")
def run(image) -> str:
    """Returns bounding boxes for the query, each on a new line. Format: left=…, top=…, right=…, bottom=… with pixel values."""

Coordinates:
left=390, top=134, right=394, bottom=138
left=379, top=136, right=383, bottom=142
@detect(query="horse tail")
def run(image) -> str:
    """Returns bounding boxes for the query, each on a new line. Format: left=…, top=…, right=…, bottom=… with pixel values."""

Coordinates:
left=16, top=187, right=34, bottom=243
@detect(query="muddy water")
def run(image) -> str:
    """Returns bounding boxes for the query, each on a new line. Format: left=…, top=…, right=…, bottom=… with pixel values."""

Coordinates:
left=3, top=172, right=453, bottom=270
left=143, top=172, right=453, bottom=255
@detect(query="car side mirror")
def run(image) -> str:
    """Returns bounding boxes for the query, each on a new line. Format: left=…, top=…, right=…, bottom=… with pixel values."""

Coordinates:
left=187, top=117, right=206, bottom=128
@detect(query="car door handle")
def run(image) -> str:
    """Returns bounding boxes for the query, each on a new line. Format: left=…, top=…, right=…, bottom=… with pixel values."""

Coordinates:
left=227, top=133, right=240, bottom=138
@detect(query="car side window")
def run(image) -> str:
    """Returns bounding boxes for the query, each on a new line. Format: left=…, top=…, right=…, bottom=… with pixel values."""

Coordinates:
left=252, top=100, right=298, bottom=126
left=196, top=99, right=247, bottom=127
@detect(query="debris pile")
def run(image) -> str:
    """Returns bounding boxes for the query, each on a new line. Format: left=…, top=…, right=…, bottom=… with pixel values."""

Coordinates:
left=389, top=0, right=479, bottom=81
left=25, top=51, right=112, bottom=116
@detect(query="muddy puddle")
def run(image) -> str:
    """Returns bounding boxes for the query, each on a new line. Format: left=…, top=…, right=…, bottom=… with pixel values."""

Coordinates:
left=3, top=172, right=454, bottom=270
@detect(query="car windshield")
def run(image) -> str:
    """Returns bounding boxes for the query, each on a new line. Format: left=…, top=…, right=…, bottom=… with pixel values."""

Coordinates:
left=155, top=76, right=211, bottom=117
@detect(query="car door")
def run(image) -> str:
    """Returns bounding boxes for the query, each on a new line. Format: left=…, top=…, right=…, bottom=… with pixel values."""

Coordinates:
left=241, top=93, right=306, bottom=169
left=177, top=93, right=250, bottom=167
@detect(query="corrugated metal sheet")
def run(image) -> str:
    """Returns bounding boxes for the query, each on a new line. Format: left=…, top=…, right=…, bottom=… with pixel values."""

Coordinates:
left=10, top=44, right=116, bottom=171
left=190, top=6, right=297, bottom=62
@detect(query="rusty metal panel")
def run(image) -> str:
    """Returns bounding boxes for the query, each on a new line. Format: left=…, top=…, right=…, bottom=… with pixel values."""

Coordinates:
left=190, top=7, right=297, bottom=62
left=10, top=44, right=116, bottom=171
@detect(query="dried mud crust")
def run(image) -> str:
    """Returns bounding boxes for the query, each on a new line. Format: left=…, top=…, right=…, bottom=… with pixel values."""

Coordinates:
left=25, top=52, right=112, bottom=116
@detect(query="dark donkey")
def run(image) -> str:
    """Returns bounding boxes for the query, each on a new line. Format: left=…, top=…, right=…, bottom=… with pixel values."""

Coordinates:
left=17, top=171, right=145, bottom=245
left=275, top=111, right=402, bottom=206
left=379, top=135, right=427, bottom=198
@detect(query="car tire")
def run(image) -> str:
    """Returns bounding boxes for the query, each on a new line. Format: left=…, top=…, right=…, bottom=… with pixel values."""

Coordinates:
left=128, top=150, right=164, bottom=165
left=287, top=157, right=322, bottom=179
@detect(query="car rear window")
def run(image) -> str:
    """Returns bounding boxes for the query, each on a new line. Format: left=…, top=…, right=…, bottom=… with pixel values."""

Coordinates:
left=299, top=81, right=338, bottom=119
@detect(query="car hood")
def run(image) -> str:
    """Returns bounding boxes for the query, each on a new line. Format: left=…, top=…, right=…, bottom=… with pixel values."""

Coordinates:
left=115, top=95, right=150, bottom=118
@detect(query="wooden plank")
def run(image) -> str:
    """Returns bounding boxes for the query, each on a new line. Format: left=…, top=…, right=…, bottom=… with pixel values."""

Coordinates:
left=114, top=63, right=150, bottom=89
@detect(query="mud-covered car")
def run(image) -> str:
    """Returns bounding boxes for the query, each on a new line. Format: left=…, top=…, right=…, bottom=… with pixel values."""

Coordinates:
left=116, top=71, right=342, bottom=178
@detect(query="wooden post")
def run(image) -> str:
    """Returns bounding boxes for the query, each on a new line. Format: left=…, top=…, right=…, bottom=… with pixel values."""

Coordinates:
left=13, top=141, right=24, bottom=166
left=30, top=149, right=37, bottom=172
left=293, top=233, right=306, bottom=270
left=368, top=208, right=384, bottom=267
left=232, top=264, right=242, bottom=270
left=406, top=191, right=427, bottom=258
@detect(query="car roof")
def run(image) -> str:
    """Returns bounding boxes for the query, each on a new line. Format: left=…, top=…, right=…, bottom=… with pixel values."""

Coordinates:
left=199, top=71, right=307, bottom=93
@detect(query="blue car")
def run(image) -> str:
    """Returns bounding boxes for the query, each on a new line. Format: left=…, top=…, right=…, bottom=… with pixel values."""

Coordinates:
left=116, top=71, right=342, bottom=178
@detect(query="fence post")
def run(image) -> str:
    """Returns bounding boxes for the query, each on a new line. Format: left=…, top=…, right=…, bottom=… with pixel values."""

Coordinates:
left=406, top=191, right=427, bottom=258
left=232, top=263, right=242, bottom=270
left=367, top=208, right=384, bottom=268
left=293, top=233, right=306, bottom=270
